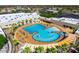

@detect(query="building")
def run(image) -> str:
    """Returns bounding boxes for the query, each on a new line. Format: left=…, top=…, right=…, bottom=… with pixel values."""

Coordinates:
left=41, top=14, right=79, bottom=30
left=0, top=27, right=5, bottom=36
left=75, top=28, right=79, bottom=35
left=0, top=12, right=40, bottom=28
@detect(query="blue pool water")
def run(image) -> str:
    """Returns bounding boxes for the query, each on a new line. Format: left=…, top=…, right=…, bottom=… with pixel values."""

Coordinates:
left=23, top=24, right=64, bottom=42
left=33, top=32, right=60, bottom=42
left=23, top=24, right=46, bottom=34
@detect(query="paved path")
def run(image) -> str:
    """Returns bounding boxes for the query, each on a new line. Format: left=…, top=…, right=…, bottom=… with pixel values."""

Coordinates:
left=6, top=33, right=15, bottom=53
left=3, top=30, right=15, bottom=53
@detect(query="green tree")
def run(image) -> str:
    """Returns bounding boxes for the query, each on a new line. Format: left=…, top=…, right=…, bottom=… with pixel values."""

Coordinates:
left=46, top=48, right=51, bottom=53
left=10, top=23, right=17, bottom=35
left=29, top=19, right=32, bottom=23
left=13, top=39, right=19, bottom=46
left=26, top=20, right=28, bottom=23
left=23, top=46, right=31, bottom=53
left=46, top=47, right=57, bottom=53
left=40, top=11, right=57, bottom=18
left=35, top=46, right=44, bottom=53
left=51, top=47, right=57, bottom=53
left=0, top=34, right=7, bottom=49
left=57, top=9, right=63, bottom=15
left=60, top=44, right=68, bottom=53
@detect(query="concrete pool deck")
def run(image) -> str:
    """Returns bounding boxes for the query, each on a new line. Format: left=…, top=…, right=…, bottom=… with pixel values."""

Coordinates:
left=14, top=21, right=76, bottom=47
left=23, top=24, right=61, bottom=42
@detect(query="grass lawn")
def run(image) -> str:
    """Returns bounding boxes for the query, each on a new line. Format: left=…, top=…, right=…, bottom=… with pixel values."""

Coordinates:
left=0, top=34, right=7, bottom=49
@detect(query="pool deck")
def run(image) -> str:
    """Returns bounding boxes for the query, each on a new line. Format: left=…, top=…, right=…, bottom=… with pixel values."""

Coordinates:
left=14, top=21, right=76, bottom=46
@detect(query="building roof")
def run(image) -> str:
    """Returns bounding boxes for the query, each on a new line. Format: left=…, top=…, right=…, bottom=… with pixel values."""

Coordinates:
left=57, top=13, right=79, bottom=19
left=0, top=12, right=40, bottom=25
left=59, top=17, right=79, bottom=25
left=0, top=27, right=5, bottom=36
left=43, top=17, right=79, bottom=25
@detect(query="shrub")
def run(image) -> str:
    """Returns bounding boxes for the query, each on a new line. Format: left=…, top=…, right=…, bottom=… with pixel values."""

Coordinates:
left=35, top=46, right=44, bottom=53
left=23, top=46, right=31, bottom=53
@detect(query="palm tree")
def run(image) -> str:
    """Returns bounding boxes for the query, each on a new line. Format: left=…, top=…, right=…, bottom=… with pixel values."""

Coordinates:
left=46, top=47, right=57, bottom=53
left=46, top=48, right=51, bottom=53
left=35, top=46, right=44, bottom=53
left=13, top=39, right=19, bottom=46
left=29, top=19, right=32, bottom=23
left=23, top=46, right=31, bottom=53
left=26, top=20, right=28, bottom=24
left=60, top=44, right=68, bottom=53
left=50, top=47, right=57, bottom=53
left=11, top=23, right=16, bottom=31
left=10, top=23, right=17, bottom=35
left=55, top=46, right=62, bottom=53
left=55, top=44, right=68, bottom=53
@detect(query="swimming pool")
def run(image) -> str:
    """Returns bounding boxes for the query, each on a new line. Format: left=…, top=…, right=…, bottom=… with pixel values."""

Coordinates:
left=23, top=24, right=46, bottom=34
left=33, top=32, right=60, bottom=42
left=23, top=24, right=63, bottom=42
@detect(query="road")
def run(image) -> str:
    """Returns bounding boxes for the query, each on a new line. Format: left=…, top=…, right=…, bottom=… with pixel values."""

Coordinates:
left=4, top=30, right=16, bottom=53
